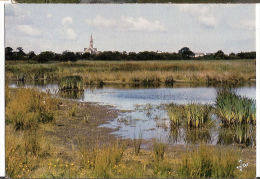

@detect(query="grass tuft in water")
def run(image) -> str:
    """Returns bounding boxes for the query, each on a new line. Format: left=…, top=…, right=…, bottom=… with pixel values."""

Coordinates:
left=59, top=76, right=83, bottom=91
left=167, top=103, right=212, bottom=129
left=215, top=89, right=256, bottom=126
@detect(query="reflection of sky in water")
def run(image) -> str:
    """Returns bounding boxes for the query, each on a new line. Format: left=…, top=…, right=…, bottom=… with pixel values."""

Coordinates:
left=9, top=82, right=256, bottom=144
left=83, top=87, right=255, bottom=110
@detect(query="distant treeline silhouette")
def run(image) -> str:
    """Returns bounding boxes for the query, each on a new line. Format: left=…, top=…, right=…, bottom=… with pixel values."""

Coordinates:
left=5, top=46, right=256, bottom=63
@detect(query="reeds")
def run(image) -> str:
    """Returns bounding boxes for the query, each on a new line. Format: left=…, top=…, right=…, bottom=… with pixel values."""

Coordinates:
left=59, top=76, right=83, bottom=91
left=133, top=133, right=142, bottom=155
left=167, top=103, right=212, bottom=128
left=5, top=88, right=59, bottom=130
left=178, top=145, right=239, bottom=178
left=6, top=60, right=256, bottom=85
left=215, top=89, right=256, bottom=126
left=153, top=140, right=167, bottom=161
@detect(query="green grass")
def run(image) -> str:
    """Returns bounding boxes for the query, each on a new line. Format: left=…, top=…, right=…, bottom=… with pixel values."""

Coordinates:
left=167, top=103, right=212, bottom=128
left=59, top=76, right=83, bottom=91
left=6, top=60, right=256, bottom=85
left=5, top=88, right=59, bottom=130
left=178, top=145, right=239, bottom=178
left=215, top=89, right=256, bottom=126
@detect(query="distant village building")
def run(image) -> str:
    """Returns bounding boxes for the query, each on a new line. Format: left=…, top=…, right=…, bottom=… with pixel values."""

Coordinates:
left=84, top=34, right=98, bottom=54
left=194, top=52, right=205, bottom=58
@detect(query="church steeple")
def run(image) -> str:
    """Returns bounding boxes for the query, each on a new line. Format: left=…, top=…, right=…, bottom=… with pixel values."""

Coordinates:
left=90, top=34, right=93, bottom=48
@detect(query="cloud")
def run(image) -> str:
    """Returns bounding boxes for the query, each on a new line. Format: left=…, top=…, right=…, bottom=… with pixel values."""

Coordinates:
left=17, top=25, right=41, bottom=36
left=47, top=13, right=53, bottom=18
left=86, top=16, right=116, bottom=28
left=120, top=16, right=166, bottom=32
left=62, top=16, right=73, bottom=26
left=61, top=16, right=77, bottom=40
left=62, top=28, right=77, bottom=40
left=179, top=5, right=218, bottom=28
left=86, top=16, right=166, bottom=32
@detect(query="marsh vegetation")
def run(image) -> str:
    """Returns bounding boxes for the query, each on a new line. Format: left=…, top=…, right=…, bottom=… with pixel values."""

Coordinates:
left=5, top=59, right=256, bottom=178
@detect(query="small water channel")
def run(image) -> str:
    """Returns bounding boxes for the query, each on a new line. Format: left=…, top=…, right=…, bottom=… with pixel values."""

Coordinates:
left=10, top=81, right=256, bottom=146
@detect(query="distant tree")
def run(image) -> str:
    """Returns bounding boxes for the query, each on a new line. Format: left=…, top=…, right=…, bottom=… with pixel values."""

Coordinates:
left=28, top=51, right=36, bottom=59
left=178, top=47, right=195, bottom=59
left=34, top=51, right=55, bottom=63
left=214, top=50, right=225, bottom=59
left=237, top=52, right=256, bottom=59
left=17, top=47, right=26, bottom=56
left=228, top=52, right=237, bottom=59
left=61, top=51, right=77, bottom=61
left=82, top=52, right=91, bottom=60
left=5, top=47, right=13, bottom=60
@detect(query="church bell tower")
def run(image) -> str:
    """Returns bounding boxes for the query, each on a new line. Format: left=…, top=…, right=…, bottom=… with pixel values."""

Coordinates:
left=90, top=34, right=93, bottom=48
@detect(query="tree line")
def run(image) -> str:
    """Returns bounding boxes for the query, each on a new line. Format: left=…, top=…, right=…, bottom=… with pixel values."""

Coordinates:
left=5, top=46, right=256, bottom=63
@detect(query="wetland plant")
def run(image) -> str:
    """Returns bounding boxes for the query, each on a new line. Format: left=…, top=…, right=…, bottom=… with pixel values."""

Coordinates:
left=5, top=88, right=59, bottom=130
left=167, top=104, right=212, bottom=129
left=133, top=133, right=142, bottom=155
left=153, top=140, right=167, bottom=161
left=215, top=89, right=256, bottom=126
left=59, top=76, right=83, bottom=91
left=178, top=145, right=238, bottom=178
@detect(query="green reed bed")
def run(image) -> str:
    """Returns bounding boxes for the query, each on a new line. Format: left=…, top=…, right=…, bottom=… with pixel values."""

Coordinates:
left=59, top=76, right=84, bottom=91
left=215, top=89, right=256, bottom=126
left=167, top=103, right=212, bottom=128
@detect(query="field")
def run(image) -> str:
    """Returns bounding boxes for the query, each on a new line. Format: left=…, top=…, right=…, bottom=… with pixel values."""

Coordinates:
left=6, top=60, right=256, bottom=86
left=5, top=59, right=256, bottom=178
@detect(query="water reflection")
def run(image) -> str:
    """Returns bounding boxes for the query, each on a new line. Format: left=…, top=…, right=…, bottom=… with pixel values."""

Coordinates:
left=217, top=125, right=256, bottom=147
left=9, top=81, right=256, bottom=146
left=59, top=90, right=84, bottom=100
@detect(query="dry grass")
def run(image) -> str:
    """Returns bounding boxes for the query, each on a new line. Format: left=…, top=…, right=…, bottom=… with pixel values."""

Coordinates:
left=6, top=60, right=256, bottom=85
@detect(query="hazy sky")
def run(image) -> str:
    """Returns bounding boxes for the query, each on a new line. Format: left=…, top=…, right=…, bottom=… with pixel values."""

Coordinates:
left=5, top=4, right=255, bottom=54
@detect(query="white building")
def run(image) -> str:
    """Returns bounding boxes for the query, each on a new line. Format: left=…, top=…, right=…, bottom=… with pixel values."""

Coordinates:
left=194, top=52, right=205, bottom=58
left=84, top=34, right=98, bottom=54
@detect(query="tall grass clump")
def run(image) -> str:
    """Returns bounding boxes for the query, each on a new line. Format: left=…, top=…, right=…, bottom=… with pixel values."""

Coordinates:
left=133, top=133, right=142, bottom=155
left=185, top=104, right=212, bottom=128
left=178, top=145, right=239, bottom=178
left=167, top=103, right=212, bottom=128
left=77, top=140, right=125, bottom=178
left=6, top=126, right=51, bottom=178
left=153, top=140, right=167, bottom=161
left=215, top=89, right=256, bottom=126
left=59, top=76, right=83, bottom=91
left=5, top=88, right=59, bottom=130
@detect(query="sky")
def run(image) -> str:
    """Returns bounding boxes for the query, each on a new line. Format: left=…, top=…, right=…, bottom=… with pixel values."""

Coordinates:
left=5, top=4, right=255, bottom=54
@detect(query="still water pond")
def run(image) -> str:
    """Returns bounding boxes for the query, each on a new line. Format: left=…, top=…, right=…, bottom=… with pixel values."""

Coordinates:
left=10, top=82, right=256, bottom=146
